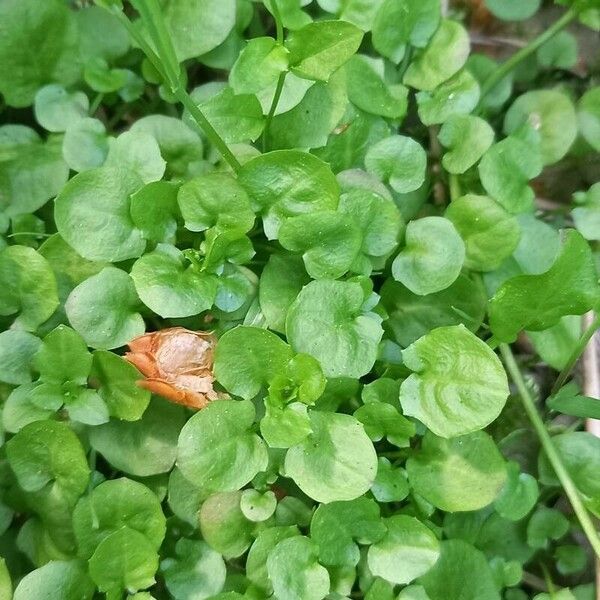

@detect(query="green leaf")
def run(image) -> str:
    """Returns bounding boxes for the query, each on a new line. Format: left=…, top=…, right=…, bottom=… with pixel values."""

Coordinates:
left=526, top=507, right=569, bottom=549
left=439, top=115, right=495, bottom=174
left=528, top=315, right=581, bottom=370
left=62, top=117, right=109, bottom=173
left=467, top=54, right=513, bottom=111
left=13, top=560, right=94, bottom=600
left=0, top=330, right=41, bottom=385
left=238, top=150, right=339, bottom=239
left=380, top=274, right=487, bottom=348
left=489, top=230, right=600, bottom=343
left=310, top=497, right=386, bottom=567
left=162, top=539, right=226, bottom=600
left=261, top=401, right=312, bottom=448
left=64, top=388, right=109, bottom=426
left=548, top=383, right=600, bottom=420
left=354, top=402, right=415, bottom=448
left=555, top=545, right=587, bottom=576
left=167, top=468, right=207, bottom=526
left=76, top=5, right=129, bottom=62
left=55, top=167, right=145, bottom=262
left=178, top=172, right=255, bottom=233
left=572, top=183, right=600, bottom=241
left=88, top=527, right=159, bottom=596
left=177, top=399, right=268, bottom=491
left=419, top=540, right=500, bottom=600
left=368, top=515, right=440, bottom=584
left=2, top=383, right=54, bottom=433
left=403, top=19, right=470, bottom=91
left=230, top=37, right=289, bottom=94
left=199, top=491, right=254, bottom=558
left=89, top=398, right=185, bottom=477
left=365, top=135, right=427, bottom=194
left=485, top=0, right=540, bottom=21
left=105, top=131, right=166, bottom=185
left=392, top=217, right=465, bottom=296
left=7, top=420, right=90, bottom=500
left=400, top=325, right=508, bottom=437
left=372, top=458, right=410, bottom=503
left=494, top=462, right=539, bottom=521
left=214, top=326, right=293, bottom=399
left=286, top=279, right=383, bottom=379
left=445, top=195, right=521, bottom=272
left=0, top=245, right=59, bottom=331
left=0, top=0, right=79, bottom=108
left=578, top=87, right=600, bottom=152
left=416, top=70, right=480, bottom=126
left=66, top=267, right=145, bottom=350
left=407, top=431, right=507, bottom=512
left=90, top=350, right=151, bottom=421
left=504, top=90, right=577, bottom=166
left=73, top=478, right=165, bottom=559
left=131, top=245, right=217, bottom=318
left=246, top=526, right=300, bottom=594
left=34, top=85, right=88, bottom=133
left=346, top=56, right=409, bottom=119
left=537, top=31, right=578, bottom=69
left=478, top=132, right=543, bottom=214
left=279, top=211, right=362, bottom=279
left=266, top=536, right=330, bottom=600
left=286, top=20, right=363, bottom=81
left=0, top=559, right=11, bottom=600
left=372, top=0, right=440, bottom=63
left=240, top=489, right=277, bottom=522
left=34, top=325, right=91, bottom=386
left=259, top=253, right=310, bottom=333
left=284, top=410, right=378, bottom=502
left=129, top=181, right=179, bottom=244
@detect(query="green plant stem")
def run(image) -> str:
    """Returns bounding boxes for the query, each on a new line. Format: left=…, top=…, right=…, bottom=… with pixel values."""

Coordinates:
left=89, top=93, right=104, bottom=115
left=108, top=4, right=241, bottom=173
left=550, top=312, right=600, bottom=397
left=448, top=173, right=461, bottom=201
left=500, top=343, right=600, bottom=559
left=479, top=7, right=579, bottom=101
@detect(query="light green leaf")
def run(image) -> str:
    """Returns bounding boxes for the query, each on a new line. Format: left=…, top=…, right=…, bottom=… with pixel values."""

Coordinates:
left=368, top=515, right=440, bottom=584
left=286, top=20, right=363, bottom=81
left=131, top=244, right=217, bottom=318
left=365, top=135, right=427, bottom=194
left=240, top=489, right=277, bottom=522
left=62, top=117, right=109, bottom=173
left=407, top=431, right=507, bottom=512
left=13, top=560, right=94, bottom=600
left=105, top=130, right=166, bottom=184
left=528, top=316, right=581, bottom=371
left=286, top=279, right=383, bottom=378
left=400, top=325, right=508, bottom=437
left=354, top=402, right=415, bottom=448
left=284, top=410, right=378, bottom=502
left=266, top=536, right=330, bottom=600
left=488, top=230, right=600, bottom=343
left=392, top=217, right=465, bottom=296
left=0, top=330, right=41, bottom=385
left=129, top=181, right=179, bottom=244
left=76, top=5, right=129, bottom=61
left=527, top=507, right=569, bottom=549
left=34, top=85, right=88, bottom=133
left=55, top=167, right=145, bottom=262
left=403, top=20, right=470, bottom=91
left=2, top=383, right=54, bottom=433
left=494, top=462, right=539, bottom=521
left=371, top=458, right=410, bottom=503
left=485, top=0, right=540, bottom=21
left=64, top=388, right=109, bottom=426
left=66, top=267, right=145, bottom=350
left=572, top=182, right=600, bottom=241
left=177, top=399, right=268, bottom=491
left=537, top=31, right=578, bottom=69
left=261, top=401, right=312, bottom=448
left=578, top=87, right=600, bottom=151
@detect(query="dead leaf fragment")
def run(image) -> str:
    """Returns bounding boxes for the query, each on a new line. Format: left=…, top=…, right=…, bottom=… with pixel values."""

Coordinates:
left=125, top=327, right=218, bottom=409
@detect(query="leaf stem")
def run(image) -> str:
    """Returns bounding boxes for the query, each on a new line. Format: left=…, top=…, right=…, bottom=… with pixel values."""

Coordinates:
left=89, top=93, right=104, bottom=115
left=550, top=312, right=600, bottom=397
left=479, top=7, right=579, bottom=102
left=499, top=343, right=600, bottom=559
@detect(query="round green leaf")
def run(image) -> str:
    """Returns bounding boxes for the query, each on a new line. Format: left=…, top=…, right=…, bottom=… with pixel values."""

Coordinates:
left=485, top=0, right=540, bottom=21
left=34, top=85, right=88, bottom=133
left=0, top=245, right=59, bottom=331
left=2, top=383, right=54, bottom=434
left=75, top=5, right=129, bottom=62
left=73, top=478, right=166, bottom=559
left=419, top=540, right=500, bottom=600
left=392, top=217, right=465, bottom=296
left=62, top=117, right=109, bottom=173
left=88, top=527, right=158, bottom=596
left=578, top=87, right=600, bottom=152
left=240, top=489, right=277, bottom=522
left=406, top=431, right=507, bottom=512
left=445, top=195, right=521, bottom=271
left=89, top=398, right=185, bottom=477
left=131, top=244, right=217, bottom=318
left=537, top=31, right=578, bottom=69
left=286, top=279, right=383, bottom=379
left=0, top=330, right=41, bottom=385
left=493, top=462, right=539, bottom=521
left=238, top=150, right=339, bottom=239
left=403, top=20, right=470, bottom=91
left=266, top=536, right=330, bottom=600
left=284, top=410, right=378, bottom=503
left=368, top=515, right=440, bottom=584
left=13, top=560, right=94, bottom=600
left=365, top=135, right=427, bottom=194
left=214, top=326, right=293, bottom=399
left=371, top=458, right=410, bottom=503
left=400, top=325, right=509, bottom=438
left=55, top=167, right=145, bottom=262
left=177, top=399, right=268, bottom=491
left=66, top=267, right=145, bottom=350
left=504, top=90, right=577, bottom=166
left=130, top=181, right=179, bottom=244
left=178, top=172, right=255, bottom=233
left=279, top=211, right=362, bottom=279
left=105, top=130, right=166, bottom=184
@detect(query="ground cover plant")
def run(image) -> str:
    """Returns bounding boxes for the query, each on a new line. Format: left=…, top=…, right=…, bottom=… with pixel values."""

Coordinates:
left=0, top=0, right=599, bottom=598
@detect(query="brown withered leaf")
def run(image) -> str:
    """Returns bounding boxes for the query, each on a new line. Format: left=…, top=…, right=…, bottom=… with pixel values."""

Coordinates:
left=125, top=327, right=219, bottom=410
